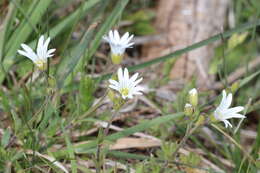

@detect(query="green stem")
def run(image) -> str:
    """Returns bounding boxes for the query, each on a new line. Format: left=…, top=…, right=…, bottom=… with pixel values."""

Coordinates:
left=172, top=123, right=199, bottom=159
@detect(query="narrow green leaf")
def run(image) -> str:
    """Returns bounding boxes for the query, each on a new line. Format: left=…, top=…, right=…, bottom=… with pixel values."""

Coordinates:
left=1, top=129, right=11, bottom=148
left=62, top=123, right=77, bottom=173
left=75, top=113, right=183, bottom=153
left=0, top=3, right=16, bottom=60
left=52, top=113, right=183, bottom=158
left=56, top=24, right=97, bottom=88
left=6, top=0, right=51, bottom=56
left=238, top=70, right=260, bottom=89
left=28, top=0, right=101, bottom=47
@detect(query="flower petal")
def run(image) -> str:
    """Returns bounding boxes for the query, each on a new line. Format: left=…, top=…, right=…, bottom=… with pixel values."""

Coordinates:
left=223, top=119, right=232, bottom=128
left=129, top=73, right=139, bottom=83
left=43, top=37, right=51, bottom=52
left=37, top=35, right=45, bottom=58
left=114, top=30, right=120, bottom=42
left=219, top=90, right=227, bottom=109
left=224, top=93, right=232, bottom=109
left=121, top=32, right=129, bottom=43
left=109, top=79, right=119, bottom=86
left=47, top=49, right=56, bottom=57
left=109, top=85, right=119, bottom=91
left=117, top=68, right=123, bottom=81
left=126, top=34, right=134, bottom=44
left=123, top=68, right=129, bottom=80
left=223, top=106, right=244, bottom=115
left=109, top=30, right=114, bottom=41
left=133, top=77, right=143, bottom=86
left=19, top=44, right=38, bottom=62
left=224, top=113, right=245, bottom=119
left=17, top=50, right=35, bottom=61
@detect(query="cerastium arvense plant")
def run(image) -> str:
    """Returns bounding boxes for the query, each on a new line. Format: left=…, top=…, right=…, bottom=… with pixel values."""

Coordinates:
left=0, top=1, right=260, bottom=172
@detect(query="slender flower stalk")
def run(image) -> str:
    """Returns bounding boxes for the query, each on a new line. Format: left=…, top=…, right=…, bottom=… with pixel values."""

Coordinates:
left=214, top=90, right=245, bottom=128
left=18, top=35, right=56, bottom=70
left=109, top=68, right=143, bottom=99
left=103, top=30, right=134, bottom=64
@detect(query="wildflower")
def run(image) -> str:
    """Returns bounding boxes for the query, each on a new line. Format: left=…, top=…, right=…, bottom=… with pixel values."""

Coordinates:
left=103, top=30, right=134, bottom=64
left=18, top=35, right=55, bottom=70
left=214, top=90, right=245, bottom=128
left=109, top=68, right=143, bottom=99
left=184, top=103, right=193, bottom=116
left=189, top=88, right=198, bottom=107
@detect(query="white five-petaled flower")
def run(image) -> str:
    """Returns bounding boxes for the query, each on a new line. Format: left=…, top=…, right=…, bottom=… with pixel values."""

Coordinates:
left=103, top=30, right=134, bottom=56
left=214, top=90, right=245, bottom=128
left=109, top=68, right=143, bottom=99
left=18, top=35, right=56, bottom=70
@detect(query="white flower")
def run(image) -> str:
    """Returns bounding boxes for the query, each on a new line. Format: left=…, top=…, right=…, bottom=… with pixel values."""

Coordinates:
left=189, top=88, right=197, bottom=96
left=214, top=90, right=245, bottom=128
left=184, top=103, right=193, bottom=116
left=103, top=30, right=134, bottom=56
left=18, top=35, right=56, bottom=70
left=189, top=88, right=198, bottom=107
left=109, top=68, right=143, bottom=99
left=185, top=103, right=192, bottom=108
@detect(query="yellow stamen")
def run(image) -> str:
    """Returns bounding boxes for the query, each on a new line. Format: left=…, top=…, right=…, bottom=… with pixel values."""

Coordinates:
left=120, top=88, right=129, bottom=96
left=35, top=60, right=47, bottom=70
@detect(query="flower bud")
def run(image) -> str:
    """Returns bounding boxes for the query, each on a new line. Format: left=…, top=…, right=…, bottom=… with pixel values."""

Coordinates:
left=231, top=81, right=240, bottom=93
left=184, top=103, right=193, bottom=116
left=189, top=88, right=198, bottom=107
left=111, top=54, right=123, bottom=65
left=195, top=115, right=205, bottom=126
left=108, top=89, right=115, bottom=102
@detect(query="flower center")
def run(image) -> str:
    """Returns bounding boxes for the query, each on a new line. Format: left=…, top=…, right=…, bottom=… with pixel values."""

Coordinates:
left=35, top=60, right=46, bottom=70
left=214, top=109, right=224, bottom=120
left=120, top=88, right=129, bottom=96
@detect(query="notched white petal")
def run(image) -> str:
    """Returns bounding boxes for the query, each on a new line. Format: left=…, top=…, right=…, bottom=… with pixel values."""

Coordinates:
left=18, top=35, right=55, bottom=67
